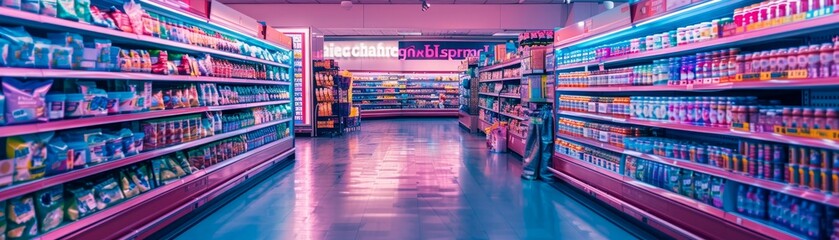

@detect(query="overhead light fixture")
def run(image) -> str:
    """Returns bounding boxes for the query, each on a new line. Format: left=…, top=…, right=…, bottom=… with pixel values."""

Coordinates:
left=340, top=0, right=353, bottom=10
left=492, top=32, right=521, bottom=36
left=398, top=32, right=422, bottom=36
left=603, top=1, right=614, bottom=9
left=421, top=0, right=430, bottom=12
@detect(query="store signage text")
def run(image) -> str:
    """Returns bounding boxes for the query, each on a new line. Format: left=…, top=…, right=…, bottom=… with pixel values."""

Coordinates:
left=324, top=41, right=496, bottom=60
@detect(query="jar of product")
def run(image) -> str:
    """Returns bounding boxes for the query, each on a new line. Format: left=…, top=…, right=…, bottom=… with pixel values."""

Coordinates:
left=826, top=108, right=838, bottom=130
left=800, top=45, right=813, bottom=76
left=45, top=94, right=66, bottom=120
left=788, top=47, right=800, bottom=71
left=711, top=51, right=722, bottom=78
left=716, top=98, right=727, bottom=127
left=777, top=48, right=789, bottom=72
left=696, top=53, right=706, bottom=80
left=750, top=53, right=761, bottom=74
left=820, top=43, right=834, bottom=78
left=710, top=19, right=720, bottom=39
left=803, top=108, right=815, bottom=131
left=768, top=50, right=779, bottom=72
left=808, top=44, right=822, bottom=77
left=748, top=106, right=759, bottom=131
left=792, top=107, right=803, bottom=129
left=814, top=108, right=826, bottom=130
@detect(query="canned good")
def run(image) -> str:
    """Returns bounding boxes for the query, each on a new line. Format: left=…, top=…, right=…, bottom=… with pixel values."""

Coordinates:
left=789, top=163, right=800, bottom=186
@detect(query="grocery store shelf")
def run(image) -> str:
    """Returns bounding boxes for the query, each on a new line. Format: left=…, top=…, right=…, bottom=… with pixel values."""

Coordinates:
left=360, top=108, right=458, bottom=118
left=547, top=167, right=701, bottom=240
left=498, top=94, right=521, bottom=99
left=0, top=100, right=290, bottom=138
left=554, top=13, right=839, bottom=72
left=478, top=106, right=526, bottom=120
left=479, top=58, right=521, bottom=72
left=353, top=86, right=402, bottom=89
left=404, top=87, right=457, bottom=90
left=48, top=136, right=295, bottom=239
left=556, top=77, right=839, bottom=92
left=0, top=8, right=291, bottom=68
left=358, top=103, right=402, bottom=106
left=552, top=154, right=800, bottom=240
left=557, top=110, right=839, bottom=150
left=0, top=118, right=292, bottom=202
left=479, top=92, right=500, bottom=97
left=0, top=68, right=292, bottom=85
left=479, top=77, right=521, bottom=83
left=556, top=135, right=839, bottom=207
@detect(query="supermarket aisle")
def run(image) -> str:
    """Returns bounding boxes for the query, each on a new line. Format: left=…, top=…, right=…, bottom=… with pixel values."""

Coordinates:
left=175, top=119, right=644, bottom=240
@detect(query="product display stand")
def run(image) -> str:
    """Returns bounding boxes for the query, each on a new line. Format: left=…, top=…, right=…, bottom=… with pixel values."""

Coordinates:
left=352, top=71, right=460, bottom=118
left=0, top=1, right=297, bottom=239
left=458, top=58, right=480, bottom=133
left=314, top=60, right=346, bottom=137
left=478, top=58, right=527, bottom=156
left=551, top=1, right=839, bottom=239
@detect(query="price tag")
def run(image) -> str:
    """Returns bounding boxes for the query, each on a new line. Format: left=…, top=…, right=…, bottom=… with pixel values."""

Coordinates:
left=686, top=84, right=694, bottom=90
left=774, top=125, right=786, bottom=134
left=760, top=72, right=772, bottom=80
left=736, top=217, right=743, bottom=225
left=793, top=13, right=807, bottom=22
left=788, top=70, right=808, bottom=79
left=734, top=74, right=744, bottom=82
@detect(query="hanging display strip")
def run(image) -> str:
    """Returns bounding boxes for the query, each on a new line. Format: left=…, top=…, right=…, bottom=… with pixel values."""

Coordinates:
left=0, top=8, right=291, bottom=68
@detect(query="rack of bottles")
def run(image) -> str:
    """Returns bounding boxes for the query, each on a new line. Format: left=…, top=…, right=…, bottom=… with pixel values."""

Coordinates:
left=351, top=72, right=460, bottom=118
left=552, top=1, right=839, bottom=239
left=0, top=0, right=296, bottom=239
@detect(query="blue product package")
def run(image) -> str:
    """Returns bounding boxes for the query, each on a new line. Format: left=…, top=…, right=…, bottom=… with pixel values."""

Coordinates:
left=2, top=78, right=53, bottom=124
left=33, top=38, right=50, bottom=68
left=0, top=38, right=9, bottom=67
left=3, top=0, right=20, bottom=9
left=45, top=137, right=71, bottom=176
left=50, top=45, right=72, bottom=69
left=0, top=93, right=4, bottom=125
left=0, top=27, right=34, bottom=67
left=20, top=0, right=38, bottom=13
left=65, top=140, right=87, bottom=169
left=103, top=134, right=123, bottom=161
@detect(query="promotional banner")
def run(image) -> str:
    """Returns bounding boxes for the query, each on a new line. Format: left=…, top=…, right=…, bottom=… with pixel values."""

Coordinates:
left=397, top=41, right=495, bottom=60
left=631, top=0, right=708, bottom=23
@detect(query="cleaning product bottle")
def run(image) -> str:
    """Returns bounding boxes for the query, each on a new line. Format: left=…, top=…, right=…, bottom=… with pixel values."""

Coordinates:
left=737, top=185, right=746, bottom=213
left=755, top=188, right=766, bottom=218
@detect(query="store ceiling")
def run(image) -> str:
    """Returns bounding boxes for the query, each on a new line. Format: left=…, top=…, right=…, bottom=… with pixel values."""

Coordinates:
left=315, top=28, right=501, bottom=36
left=219, top=0, right=621, bottom=4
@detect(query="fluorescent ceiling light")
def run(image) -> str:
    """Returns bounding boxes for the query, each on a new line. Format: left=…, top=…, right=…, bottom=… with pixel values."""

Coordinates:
left=634, top=0, right=722, bottom=27
left=398, top=32, right=422, bottom=36
left=492, top=32, right=521, bottom=36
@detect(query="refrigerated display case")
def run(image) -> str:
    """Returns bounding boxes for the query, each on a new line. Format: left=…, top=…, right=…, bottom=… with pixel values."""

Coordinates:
left=352, top=72, right=460, bottom=118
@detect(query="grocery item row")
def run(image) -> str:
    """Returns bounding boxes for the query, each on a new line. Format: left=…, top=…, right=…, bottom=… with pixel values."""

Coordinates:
left=0, top=78, right=288, bottom=127
left=0, top=121, right=290, bottom=239
left=556, top=0, right=836, bottom=66
left=479, top=68, right=520, bottom=81
left=0, top=0, right=290, bottom=63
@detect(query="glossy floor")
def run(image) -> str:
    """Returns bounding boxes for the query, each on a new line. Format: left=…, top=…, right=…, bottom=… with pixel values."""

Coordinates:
left=176, top=119, right=643, bottom=240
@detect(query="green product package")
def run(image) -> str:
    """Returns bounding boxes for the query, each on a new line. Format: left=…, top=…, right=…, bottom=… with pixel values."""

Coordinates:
left=35, top=185, right=62, bottom=233
left=64, top=185, right=96, bottom=221
left=55, top=0, right=77, bottom=21
left=666, top=166, right=681, bottom=193
left=74, top=0, right=89, bottom=23
left=680, top=170, right=695, bottom=198
left=6, top=195, right=37, bottom=239
left=92, top=177, right=124, bottom=210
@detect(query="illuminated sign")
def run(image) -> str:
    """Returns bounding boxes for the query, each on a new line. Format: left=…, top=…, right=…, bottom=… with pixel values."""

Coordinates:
left=324, top=41, right=498, bottom=60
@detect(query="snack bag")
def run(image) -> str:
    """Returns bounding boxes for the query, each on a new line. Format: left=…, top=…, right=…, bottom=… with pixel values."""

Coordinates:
left=74, top=0, right=89, bottom=23
left=118, top=169, right=139, bottom=198
left=32, top=38, right=51, bottom=69
left=40, top=0, right=56, bottom=17
left=34, top=185, right=62, bottom=233
left=45, top=136, right=72, bottom=176
left=92, top=177, right=124, bottom=210
left=56, top=0, right=77, bottom=21
left=20, top=0, right=38, bottom=14
left=2, top=78, right=52, bottom=124
left=7, top=132, right=54, bottom=183
left=6, top=195, right=37, bottom=239
left=0, top=27, right=34, bottom=68
left=64, top=185, right=96, bottom=221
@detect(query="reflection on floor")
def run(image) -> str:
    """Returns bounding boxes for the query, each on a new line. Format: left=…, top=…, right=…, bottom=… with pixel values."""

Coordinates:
left=175, top=118, right=641, bottom=240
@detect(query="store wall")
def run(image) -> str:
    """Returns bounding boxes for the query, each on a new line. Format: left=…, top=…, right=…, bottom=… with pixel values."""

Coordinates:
left=324, top=40, right=464, bottom=72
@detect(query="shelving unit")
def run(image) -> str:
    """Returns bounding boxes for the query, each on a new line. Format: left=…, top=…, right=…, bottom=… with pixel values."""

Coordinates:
left=459, top=59, right=481, bottom=133
left=552, top=1, right=839, bottom=239
left=351, top=72, right=460, bottom=118
left=478, top=59, right=528, bottom=155
left=0, top=1, right=296, bottom=239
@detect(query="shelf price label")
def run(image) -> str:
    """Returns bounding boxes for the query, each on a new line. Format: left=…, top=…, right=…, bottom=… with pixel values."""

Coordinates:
left=759, top=72, right=772, bottom=81
left=787, top=70, right=808, bottom=79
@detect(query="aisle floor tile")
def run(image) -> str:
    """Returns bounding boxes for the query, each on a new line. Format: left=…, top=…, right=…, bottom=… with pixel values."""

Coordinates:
left=175, top=119, right=641, bottom=240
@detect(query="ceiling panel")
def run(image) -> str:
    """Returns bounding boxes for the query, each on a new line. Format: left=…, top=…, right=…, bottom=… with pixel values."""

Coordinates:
left=453, top=0, right=487, bottom=3
left=315, top=0, right=344, bottom=3
left=284, top=0, right=319, bottom=2
left=521, top=0, right=552, bottom=3
left=357, top=0, right=391, bottom=2
left=389, top=0, right=420, bottom=3
left=431, top=0, right=456, bottom=3
left=484, top=0, right=518, bottom=3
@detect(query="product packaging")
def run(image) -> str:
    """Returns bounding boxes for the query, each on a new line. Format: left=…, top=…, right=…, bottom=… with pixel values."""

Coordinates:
left=33, top=38, right=51, bottom=69
left=50, top=45, right=72, bottom=69
left=0, top=27, right=34, bottom=67
left=6, top=132, right=54, bottom=183
left=93, top=177, right=125, bottom=210
left=45, top=136, right=72, bottom=176
left=3, top=0, right=20, bottom=9
left=2, top=78, right=53, bottom=124
left=6, top=195, right=37, bottom=239
left=64, top=93, right=85, bottom=118
left=55, top=0, right=76, bottom=21
left=65, top=139, right=87, bottom=169
left=20, top=0, right=38, bottom=14
left=40, top=0, right=56, bottom=17
left=45, top=93, right=65, bottom=120
left=74, top=0, right=89, bottom=23
left=34, top=185, right=62, bottom=233
left=64, top=185, right=96, bottom=221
